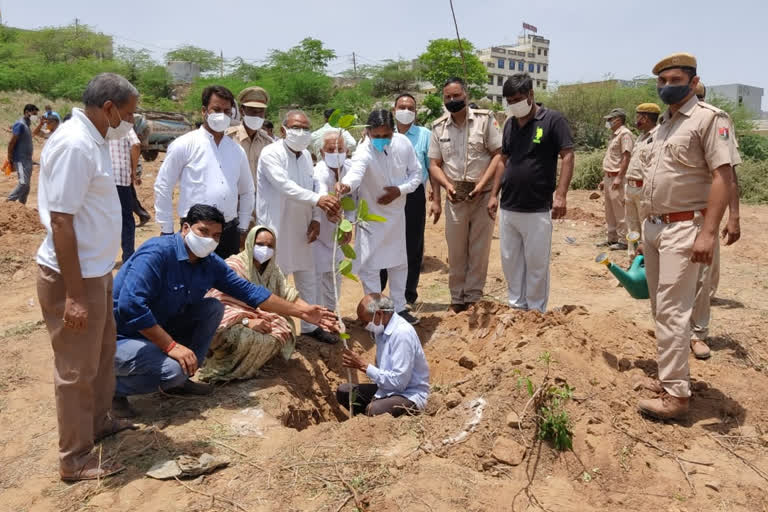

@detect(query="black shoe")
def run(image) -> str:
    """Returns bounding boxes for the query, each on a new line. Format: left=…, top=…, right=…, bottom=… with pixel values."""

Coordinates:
left=165, top=379, right=214, bottom=396
left=111, top=396, right=138, bottom=419
left=137, top=214, right=151, bottom=227
left=398, top=310, right=420, bottom=326
left=595, top=240, right=614, bottom=248
left=450, top=304, right=468, bottom=314
left=609, top=242, right=628, bottom=251
left=306, top=327, right=339, bottom=345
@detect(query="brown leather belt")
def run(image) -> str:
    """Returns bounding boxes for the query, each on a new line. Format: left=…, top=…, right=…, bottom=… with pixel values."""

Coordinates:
left=647, top=209, right=707, bottom=224
left=605, top=171, right=620, bottom=177
left=627, top=179, right=643, bottom=187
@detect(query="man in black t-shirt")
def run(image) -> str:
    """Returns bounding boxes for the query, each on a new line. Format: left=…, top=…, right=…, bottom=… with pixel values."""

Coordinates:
left=488, top=74, right=575, bottom=312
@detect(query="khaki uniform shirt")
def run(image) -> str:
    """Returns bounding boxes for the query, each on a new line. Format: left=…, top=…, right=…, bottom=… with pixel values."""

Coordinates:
left=428, top=108, right=502, bottom=183
left=625, top=130, right=654, bottom=181
left=602, top=125, right=634, bottom=173
left=226, top=123, right=274, bottom=184
left=644, top=96, right=737, bottom=215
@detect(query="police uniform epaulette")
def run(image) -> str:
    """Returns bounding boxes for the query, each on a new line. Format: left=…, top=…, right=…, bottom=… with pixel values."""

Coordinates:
left=432, top=113, right=451, bottom=127
left=697, top=101, right=729, bottom=118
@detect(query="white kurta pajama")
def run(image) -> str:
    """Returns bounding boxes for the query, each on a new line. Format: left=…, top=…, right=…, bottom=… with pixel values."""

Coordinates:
left=341, top=134, right=422, bottom=311
left=256, top=141, right=322, bottom=333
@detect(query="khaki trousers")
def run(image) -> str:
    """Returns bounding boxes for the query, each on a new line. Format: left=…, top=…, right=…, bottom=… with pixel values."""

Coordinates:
left=691, top=240, right=720, bottom=341
left=643, top=219, right=701, bottom=398
left=445, top=191, right=494, bottom=305
left=603, top=176, right=627, bottom=243
left=624, top=182, right=645, bottom=237
left=36, top=265, right=116, bottom=473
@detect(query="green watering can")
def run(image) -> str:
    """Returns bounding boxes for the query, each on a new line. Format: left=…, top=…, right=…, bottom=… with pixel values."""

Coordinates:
left=595, top=252, right=649, bottom=300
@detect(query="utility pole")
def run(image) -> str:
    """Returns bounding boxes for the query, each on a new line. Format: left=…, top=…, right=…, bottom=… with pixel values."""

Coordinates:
left=75, top=17, right=79, bottom=36
left=352, top=52, right=357, bottom=76
left=220, top=50, right=224, bottom=77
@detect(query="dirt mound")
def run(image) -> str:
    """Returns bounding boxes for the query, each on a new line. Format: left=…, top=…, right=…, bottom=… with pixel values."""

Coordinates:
left=0, top=202, right=43, bottom=237
left=565, top=206, right=602, bottom=224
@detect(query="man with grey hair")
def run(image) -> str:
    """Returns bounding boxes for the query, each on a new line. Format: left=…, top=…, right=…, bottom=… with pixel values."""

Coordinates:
left=36, top=72, right=139, bottom=481
left=257, top=110, right=341, bottom=344
left=338, top=293, right=430, bottom=416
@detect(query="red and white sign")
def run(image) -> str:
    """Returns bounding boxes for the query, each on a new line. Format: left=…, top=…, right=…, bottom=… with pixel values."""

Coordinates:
left=523, top=22, right=538, bottom=33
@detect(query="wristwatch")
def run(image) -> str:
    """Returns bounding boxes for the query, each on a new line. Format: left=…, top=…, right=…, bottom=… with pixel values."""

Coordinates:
left=241, top=318, right=250, bottom=327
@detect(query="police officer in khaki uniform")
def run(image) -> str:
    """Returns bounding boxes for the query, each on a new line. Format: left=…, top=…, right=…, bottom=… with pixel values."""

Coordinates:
left=688, top=81, right=742, bottom=359
left=624, top=103, right=660, bottom=237
left=598, top=108, right=634, bottom=250
left=226, top=86, right=274, bottom=189
left=428, top=77, right=503, bottom=313
left=636, top=53, right=736, bottom=420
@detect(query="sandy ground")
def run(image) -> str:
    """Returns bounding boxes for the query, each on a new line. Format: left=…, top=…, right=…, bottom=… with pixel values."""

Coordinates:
left=0, top=153, right=767, bottom=512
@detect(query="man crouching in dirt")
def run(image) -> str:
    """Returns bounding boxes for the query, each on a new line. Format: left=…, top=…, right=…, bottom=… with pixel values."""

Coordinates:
left=110, top=204, right=338, bottom=418
left=337, top=294, right=430, bottom=416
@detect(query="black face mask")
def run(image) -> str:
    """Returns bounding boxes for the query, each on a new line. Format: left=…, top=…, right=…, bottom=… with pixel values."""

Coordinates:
left=445, top=99, right=466, bottom=113
left=658, top=83, right=691, bottom=105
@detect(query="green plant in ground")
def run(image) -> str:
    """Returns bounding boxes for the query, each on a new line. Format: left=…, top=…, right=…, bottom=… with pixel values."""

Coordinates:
left=737, top=158, right=768, bottom=204
left=569, top=150, right=604, bottom=190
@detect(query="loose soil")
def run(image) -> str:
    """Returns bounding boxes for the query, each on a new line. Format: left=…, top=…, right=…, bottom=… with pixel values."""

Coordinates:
left=1, top=153, right=766, bottom=511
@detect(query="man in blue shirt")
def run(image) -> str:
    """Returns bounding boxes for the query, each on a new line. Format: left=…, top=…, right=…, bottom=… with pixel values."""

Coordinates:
left=380, top=93, right=432, bottom=307
left=6, top=103, right=39, bottom=204
left=112, top=204, right=337, bottom=417
left=338, top=293, right=430, bottom=416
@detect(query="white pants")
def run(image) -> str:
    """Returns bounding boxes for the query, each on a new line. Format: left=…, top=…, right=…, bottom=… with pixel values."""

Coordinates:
left=358, top=263, right=408, bottom=312
left=288, top=270, right=317, bottom=334
left=499, top=209, right=553, bottom=312
left=316, top=271, right=342, bottom=312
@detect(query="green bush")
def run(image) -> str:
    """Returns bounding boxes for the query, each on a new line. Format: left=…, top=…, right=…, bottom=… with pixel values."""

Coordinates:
left=570, top=150, right=604, bottom=190
left=738, top=134, right=768, bottom=161
left=738, top=158, right=768, bottom=204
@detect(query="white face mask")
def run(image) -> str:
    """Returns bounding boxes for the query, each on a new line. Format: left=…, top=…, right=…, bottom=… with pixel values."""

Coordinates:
left=252, top=244, right=274, bottom=264
left=605, top=121, right=613, bottom=130
left=243, top=115, right=264, bottom=131
left=365, top=319, right=386, bottom=335
left=206, top=112, right=231, bottom=133
left=284, top=128, right=312, bottom=152
left=323, top=152, right=346, bottom=169
left=29, top=115, right=39, bottom=124
left=506, top=98, right=533, bottom=119
left=394, top=109, right=415, bottom=125
left=105, top=106, right=134, bottom=140
left=184, top=229, right=219, bottom=258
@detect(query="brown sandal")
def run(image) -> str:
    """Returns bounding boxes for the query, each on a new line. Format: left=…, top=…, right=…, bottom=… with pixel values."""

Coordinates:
left=60, top=458, right=125, bottom=482
left=94, top=418, right=138, bottom=443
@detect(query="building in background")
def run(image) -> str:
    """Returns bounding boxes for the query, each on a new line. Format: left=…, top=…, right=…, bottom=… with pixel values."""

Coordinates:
left=477, top=24, right=550, bottom=104
left=708, top=84, right=764, bottom=117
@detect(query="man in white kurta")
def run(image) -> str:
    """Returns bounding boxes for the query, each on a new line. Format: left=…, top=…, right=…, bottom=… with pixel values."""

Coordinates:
left=256, top=111, right=340, bottom=341
left=340, top=133, right=421, bottom=315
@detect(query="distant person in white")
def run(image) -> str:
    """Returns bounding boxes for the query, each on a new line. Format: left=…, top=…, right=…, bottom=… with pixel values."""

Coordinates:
left=310, top=108, right=358, bottom=159
left=313, top=131, right=354, bottom=312
left=256, top=110, right=341, bottom=344
left=36, top=73, right=139, bottom=482
left=337, top=293, right=430, bottom=416
left=154, top=85, right=254, bottom=259
left=336, top=110, right=422, bottom=325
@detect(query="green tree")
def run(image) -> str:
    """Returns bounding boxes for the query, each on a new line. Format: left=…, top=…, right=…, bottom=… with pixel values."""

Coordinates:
left=417, top=38, right=488, bottom=98
left=267, top=38, right=336, bottom=73
left=370, top=59, right=420, bottom=97
left=115, top=46, right=155, bottom=83
left=165, top=45, right=220, bottom=73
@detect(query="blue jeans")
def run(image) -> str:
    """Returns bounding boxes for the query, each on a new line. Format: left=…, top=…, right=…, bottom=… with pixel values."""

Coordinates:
left=116, top=185, right=136, bottom=262
left=114, top=298, right=224, bottom=397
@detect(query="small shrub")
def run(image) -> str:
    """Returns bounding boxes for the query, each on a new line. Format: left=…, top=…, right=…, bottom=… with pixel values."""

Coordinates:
left=738, top=158, right=768, bottom=204
left=570, top=150, right=604, bottom=190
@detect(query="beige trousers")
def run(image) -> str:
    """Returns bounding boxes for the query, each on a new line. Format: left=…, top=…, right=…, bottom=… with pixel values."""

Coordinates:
left=445, top=191, right=494, bottom=305
left=624, top=182, right=645, bottom=237
left=603, top=175, right=627, bottom=243
left=36, top=265, right=116, bottom=473
left=643, top=219, right=702, bottom=398
left=691, top=240, right=720, bottom=341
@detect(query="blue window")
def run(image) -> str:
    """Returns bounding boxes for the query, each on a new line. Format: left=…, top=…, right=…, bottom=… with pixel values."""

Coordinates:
left=528, top=63, right=535, bottom=73
left=518, top=61, right=524, bottom=71
left=509, top=59, right=515, bottom=68
left=537, top=64, right=541, bottom=73
left=497, top=58, right=505, bottom=69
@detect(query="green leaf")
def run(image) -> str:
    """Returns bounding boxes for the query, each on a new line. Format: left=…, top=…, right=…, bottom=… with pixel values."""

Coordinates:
left=328, top=109, right=342, bottom=128
left=526, top=379, right=534, bottom=397
left=339, top=219, right=353, bottom=232
left=343, top=272, right=359, bottom=282
left=357, top=199, right=369, bottom=221
left=364, top=213, right=386, bottom=223
left=335, top=227, right=346, bottom=242
left=341, top=244, right=356, bottom=259
left=340, top=196, right=356, bottom=211
left=339, top=332, right=350, bottom=340
left=337, top=259, right=352, bottom=275
left=338, top=114, right=356, bottom=129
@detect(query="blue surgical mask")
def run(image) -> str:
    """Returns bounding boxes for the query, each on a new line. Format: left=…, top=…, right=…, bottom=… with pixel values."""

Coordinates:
left=371, top=137, right=391, bottom=153
left=658, top=84, right=691, bottom=105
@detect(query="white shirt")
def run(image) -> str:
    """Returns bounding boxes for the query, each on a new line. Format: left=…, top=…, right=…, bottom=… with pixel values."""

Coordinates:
left=312, top=159, right=355, bottom=273
left=341, top=133, right=422, bottom=270
left=154, top=127, right=255, bottom=233
left=366, top=313, right=430, bottom=410
left=256, top=141, right=320, bottom=274
left=36, top=108, right=121, bottom=278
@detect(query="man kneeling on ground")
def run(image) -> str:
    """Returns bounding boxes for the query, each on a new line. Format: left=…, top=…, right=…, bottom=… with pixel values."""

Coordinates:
left=337, top=293, right=430, bottom=416
left=112, top=204, right=337, bottom=417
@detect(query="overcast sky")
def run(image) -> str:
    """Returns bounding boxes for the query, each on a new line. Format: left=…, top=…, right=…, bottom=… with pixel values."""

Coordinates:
left=2, top=0, right=766, bottom=109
